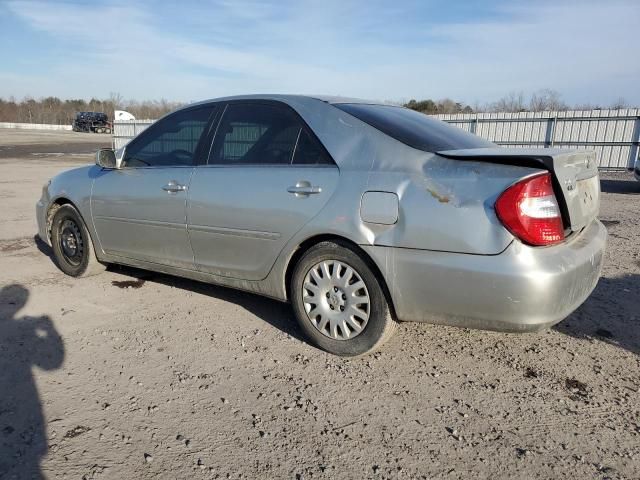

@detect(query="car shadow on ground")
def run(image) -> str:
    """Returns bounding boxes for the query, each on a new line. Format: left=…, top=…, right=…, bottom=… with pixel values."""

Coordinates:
left=0, top=284, right=64, bottom=479
left=37, top=235, right=639, bottom=357
left=33, top=235, right=55, bottom=261
left=600, top=176, right=640, bottom=194
left=108, top=265, right=307, bottom=343
left=554, top=273, right=640, bottom=356
left=35, top=239, right=306, bottom=343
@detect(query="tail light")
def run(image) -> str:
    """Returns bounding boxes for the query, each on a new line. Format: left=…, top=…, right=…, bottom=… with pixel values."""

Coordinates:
left=495, top=172, right=564, bottom=246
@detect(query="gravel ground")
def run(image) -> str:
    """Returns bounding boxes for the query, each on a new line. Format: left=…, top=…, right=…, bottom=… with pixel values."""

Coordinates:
left=0, top=129, right=638, bottom=479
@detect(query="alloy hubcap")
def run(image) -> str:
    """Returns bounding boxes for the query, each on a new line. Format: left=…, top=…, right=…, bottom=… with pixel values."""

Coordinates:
left=302, top=260, right=370, bottom=340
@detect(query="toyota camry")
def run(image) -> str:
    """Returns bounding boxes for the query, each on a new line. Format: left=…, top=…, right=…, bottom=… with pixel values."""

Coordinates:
left=36, top=95, right=607, bottom=356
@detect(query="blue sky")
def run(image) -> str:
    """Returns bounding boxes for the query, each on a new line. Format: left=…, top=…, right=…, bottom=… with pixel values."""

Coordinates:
left=0, top=0, right=638, bottom=106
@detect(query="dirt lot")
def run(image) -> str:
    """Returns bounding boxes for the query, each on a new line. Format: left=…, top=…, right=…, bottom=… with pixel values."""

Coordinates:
left=0, top=129, right=639, bottom=479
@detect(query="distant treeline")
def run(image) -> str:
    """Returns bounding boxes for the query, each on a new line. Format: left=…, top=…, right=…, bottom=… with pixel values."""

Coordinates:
left=404, top=89, right=632, bottom=115
left=0, top=93, right=182, bottom=124
left=0, top=89, right=633, bottom=124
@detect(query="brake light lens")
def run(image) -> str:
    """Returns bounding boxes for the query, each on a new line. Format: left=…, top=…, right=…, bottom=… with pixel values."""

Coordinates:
left=495, top=173, right=564, bottom=246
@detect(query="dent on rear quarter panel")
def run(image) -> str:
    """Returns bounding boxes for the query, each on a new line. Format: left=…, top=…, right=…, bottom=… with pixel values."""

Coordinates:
left=362, top=156, right=542, bottom=255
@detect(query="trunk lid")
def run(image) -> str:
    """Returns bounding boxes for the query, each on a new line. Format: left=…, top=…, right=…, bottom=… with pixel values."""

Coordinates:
left=438, top=147, right=600, bottom=233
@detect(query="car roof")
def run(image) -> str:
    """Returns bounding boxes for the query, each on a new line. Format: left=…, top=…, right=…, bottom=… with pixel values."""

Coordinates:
left=140, top=94, right=445, bottom=171
left=187, top=94, right=398, bottom=108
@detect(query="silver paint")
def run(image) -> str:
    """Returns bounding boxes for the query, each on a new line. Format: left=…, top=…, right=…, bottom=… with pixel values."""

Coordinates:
left=360, top=191, right=399, bottom=225
left=36, top=94, right=607, bottom=332
left=303, top=259, right=370, bottom=340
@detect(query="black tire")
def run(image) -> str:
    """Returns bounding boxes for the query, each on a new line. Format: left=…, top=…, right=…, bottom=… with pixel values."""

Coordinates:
left=290, top=241, right=396, bottom=357
left=50, top=204, right=105, bottom=277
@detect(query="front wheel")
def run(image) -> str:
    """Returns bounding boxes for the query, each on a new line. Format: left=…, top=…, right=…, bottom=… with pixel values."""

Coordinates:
left=290, top=241, right=396, bottom=357
left=50, top=204, right=106, bottom=277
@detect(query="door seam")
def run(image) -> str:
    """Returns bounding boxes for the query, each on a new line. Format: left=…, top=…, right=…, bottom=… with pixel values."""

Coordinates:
left=185, top=167, right=197, bottom=268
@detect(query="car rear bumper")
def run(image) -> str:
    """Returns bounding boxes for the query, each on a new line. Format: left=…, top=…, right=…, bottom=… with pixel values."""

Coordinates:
left=363, top=219, right=607, bottom=332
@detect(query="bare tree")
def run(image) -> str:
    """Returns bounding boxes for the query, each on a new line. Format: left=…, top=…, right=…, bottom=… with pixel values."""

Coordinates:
left=610, top=97, right=628, bottom=110
left=529, top=89, right=567, bottom=112
left=491, top=91, right=526, bottom=112
left=106, top=92, right=124, bottom=116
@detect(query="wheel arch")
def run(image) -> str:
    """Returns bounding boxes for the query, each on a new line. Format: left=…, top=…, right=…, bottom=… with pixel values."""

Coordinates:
left=283, top=234, right=398, bottom=321
left=46, top=197, right=75, bottom=241
left=46, top=197, right=95, bottom=246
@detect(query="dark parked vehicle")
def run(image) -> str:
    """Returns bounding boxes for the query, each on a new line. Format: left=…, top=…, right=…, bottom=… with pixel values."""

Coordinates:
left=72, top=112, right=112, bottom=134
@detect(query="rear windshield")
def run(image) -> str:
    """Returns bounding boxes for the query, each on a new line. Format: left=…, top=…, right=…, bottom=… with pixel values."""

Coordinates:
left=334, top=103, right=494, bottom=152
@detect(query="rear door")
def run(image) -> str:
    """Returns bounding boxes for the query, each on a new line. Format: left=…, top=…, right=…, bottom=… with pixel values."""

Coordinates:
left=92, top=105, right=216, bottom=269
left=187, top=101, right=339, bottom=280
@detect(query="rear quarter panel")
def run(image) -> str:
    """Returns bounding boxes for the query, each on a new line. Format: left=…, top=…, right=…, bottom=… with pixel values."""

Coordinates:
left=364, top=156, right=543, bottom=254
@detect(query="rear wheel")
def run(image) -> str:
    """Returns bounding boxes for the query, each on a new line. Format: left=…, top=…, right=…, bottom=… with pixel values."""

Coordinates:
left=50, top=204, right=105, bottom=277
left=290, top=241, right=396, bottom=356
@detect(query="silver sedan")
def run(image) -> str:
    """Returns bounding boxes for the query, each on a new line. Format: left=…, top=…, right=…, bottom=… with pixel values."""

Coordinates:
left=36, top=95, right=607, bottom=356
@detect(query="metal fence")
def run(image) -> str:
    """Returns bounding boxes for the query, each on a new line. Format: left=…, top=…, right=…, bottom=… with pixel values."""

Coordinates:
left=433, top=109, right=640, bottom=170
left=112, top=120, right=154, bottom=150
left=0, top=122, right=72, bottom=131
left=114, top=109, right=640, bottom=170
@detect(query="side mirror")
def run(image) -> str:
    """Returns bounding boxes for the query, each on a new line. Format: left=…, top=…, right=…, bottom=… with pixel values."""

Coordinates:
left=96, top=148, right=117, bottom=169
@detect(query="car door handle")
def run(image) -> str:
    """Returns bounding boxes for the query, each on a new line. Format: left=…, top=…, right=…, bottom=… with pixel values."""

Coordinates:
left=287, top=182, right=322, bottom=196
left=163, top=181, right=187, bottom=193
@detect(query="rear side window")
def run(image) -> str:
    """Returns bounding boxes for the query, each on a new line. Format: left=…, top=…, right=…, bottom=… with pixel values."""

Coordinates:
left=293, top=129, right=333, bottom=165
left=334, top=103, right=494, bottom=152
left=123, top=106, right=215, bottom=167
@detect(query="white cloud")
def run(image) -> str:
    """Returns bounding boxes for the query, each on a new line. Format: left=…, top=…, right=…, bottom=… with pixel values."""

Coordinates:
left=2, top=0, right=639, bottom=105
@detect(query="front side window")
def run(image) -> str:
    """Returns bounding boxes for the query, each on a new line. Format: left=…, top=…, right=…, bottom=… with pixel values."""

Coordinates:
left=123, top=106, right=215, bottom=167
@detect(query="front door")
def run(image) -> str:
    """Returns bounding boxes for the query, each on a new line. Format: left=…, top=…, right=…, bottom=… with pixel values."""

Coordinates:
left=92, top=105, right=216, bottom=269
left=187, top=101, right=339, bottom=280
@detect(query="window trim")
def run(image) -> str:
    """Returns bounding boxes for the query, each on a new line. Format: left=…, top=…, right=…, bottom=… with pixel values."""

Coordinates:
left=205, top=100, right=337, bottom=168
left=121, top=104, right=218, bottom=169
